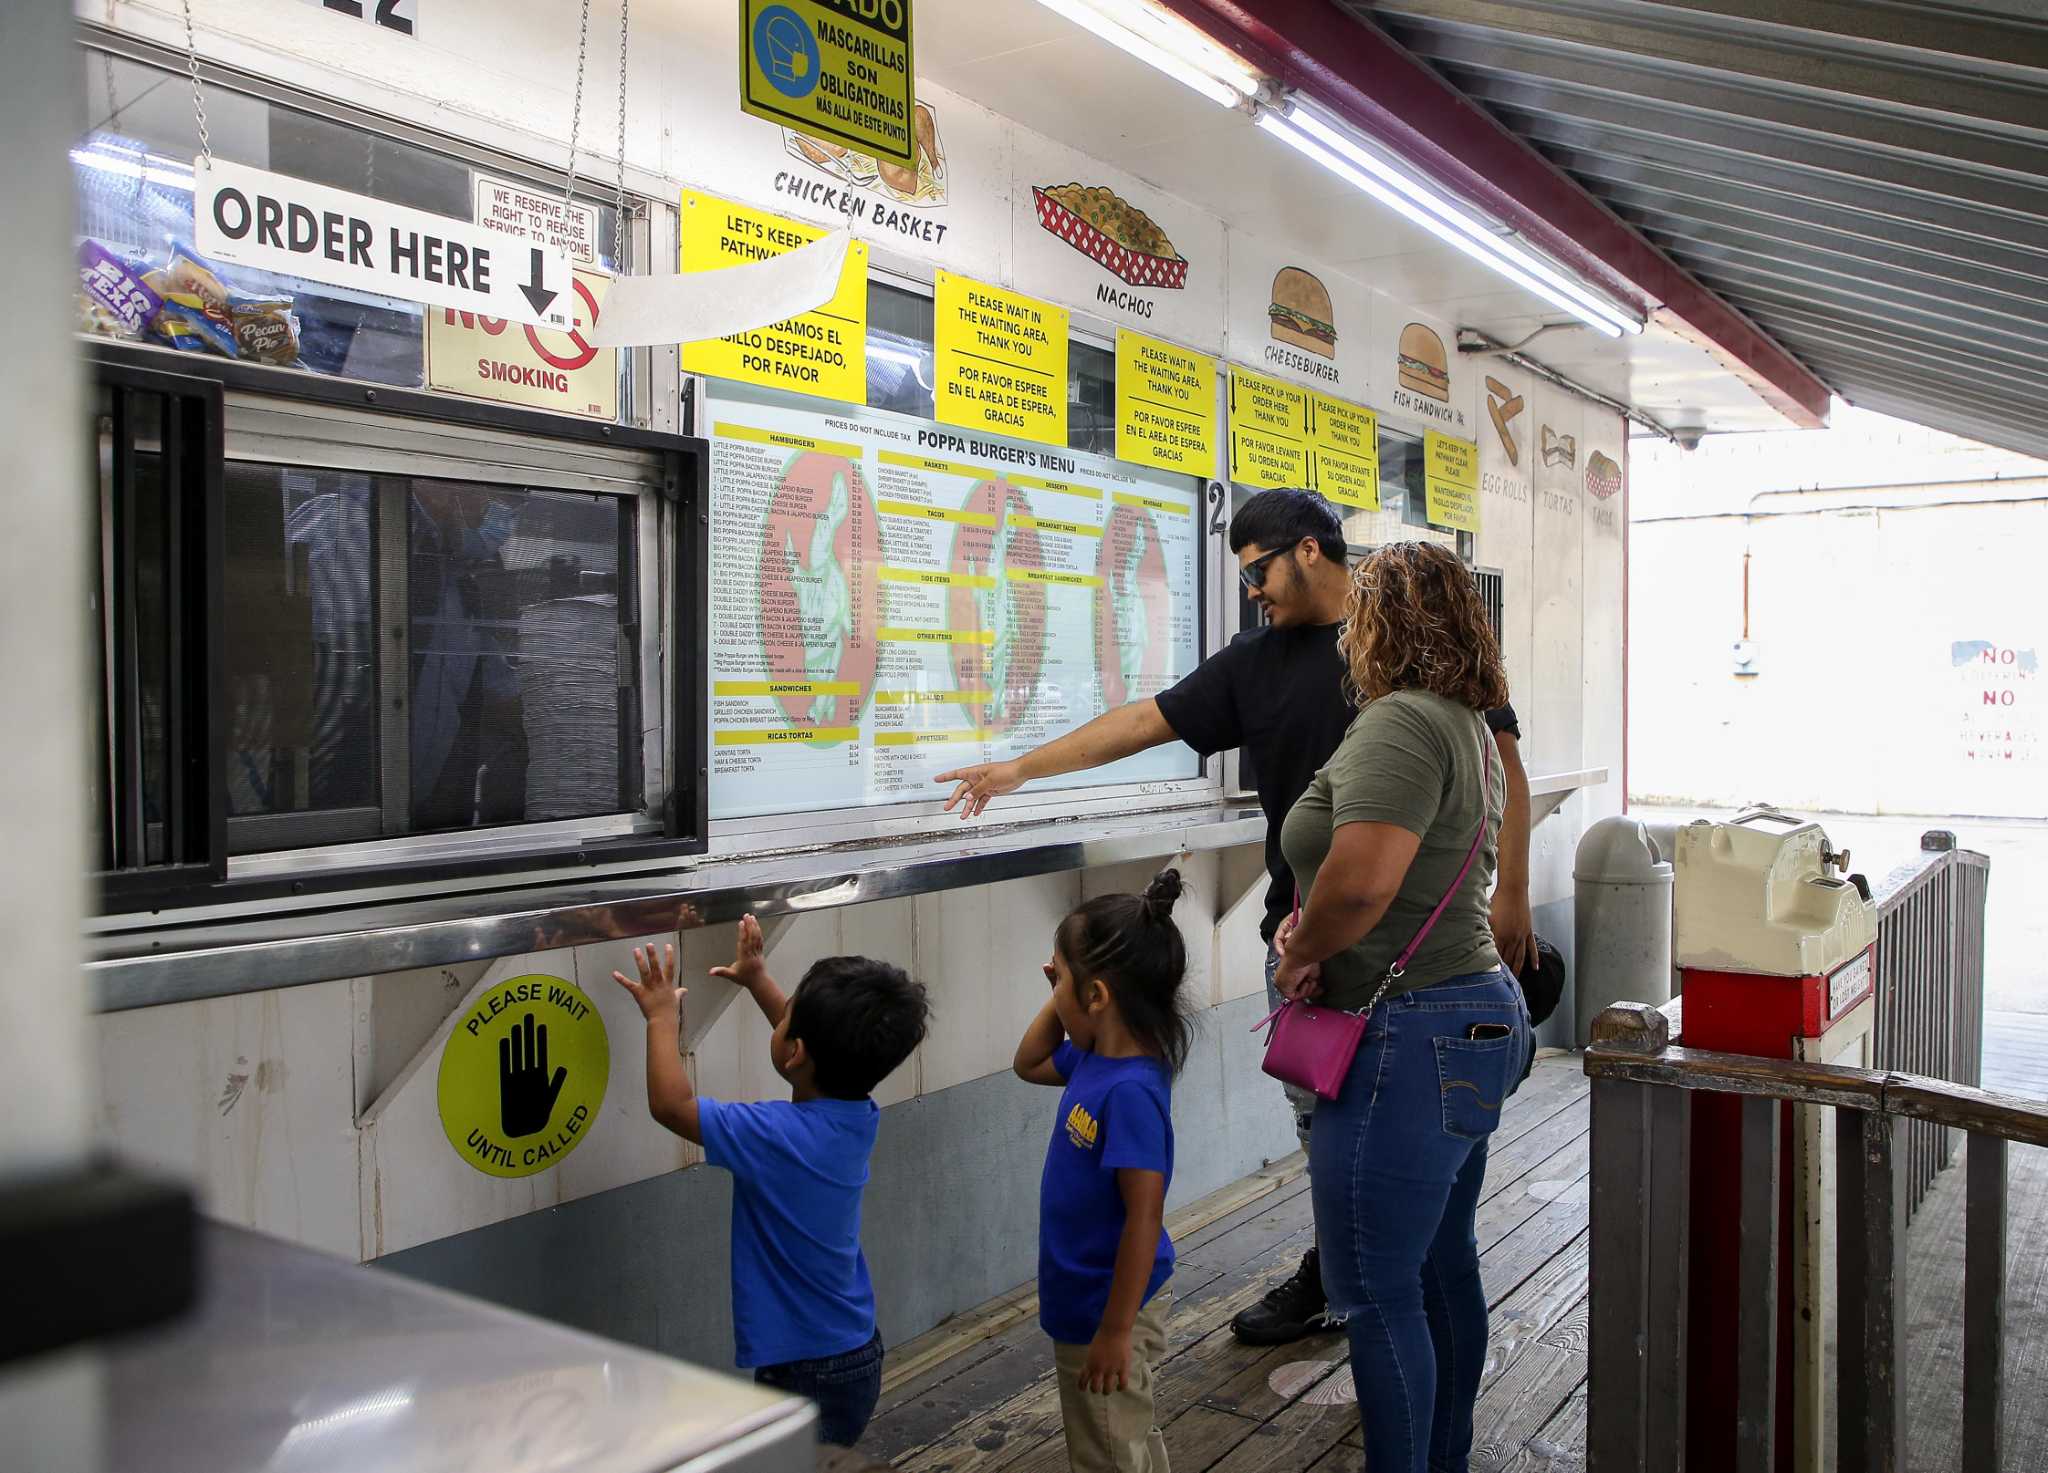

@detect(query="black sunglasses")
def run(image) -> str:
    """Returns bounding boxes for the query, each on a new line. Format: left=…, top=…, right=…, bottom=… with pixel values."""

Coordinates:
left=1238, top=545, right=1293, bottom=590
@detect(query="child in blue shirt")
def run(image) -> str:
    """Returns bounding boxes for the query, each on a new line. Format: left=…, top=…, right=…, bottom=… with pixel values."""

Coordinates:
left=613, top=917, right=929, bottom=1447
left=1014, top=868, right=1192, bottom=1473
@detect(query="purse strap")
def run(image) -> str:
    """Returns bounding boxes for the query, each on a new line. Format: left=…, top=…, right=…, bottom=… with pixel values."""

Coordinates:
left=1270, top=714, right=1497, bottom=1024
left=1387, top=717, right=1496, bottom=982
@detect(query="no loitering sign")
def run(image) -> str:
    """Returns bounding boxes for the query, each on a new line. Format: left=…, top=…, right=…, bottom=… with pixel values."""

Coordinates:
left=194, top=157, right=572, bottom=329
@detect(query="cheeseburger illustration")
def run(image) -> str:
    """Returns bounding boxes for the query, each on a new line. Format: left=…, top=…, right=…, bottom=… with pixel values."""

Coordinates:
left=1398, top=323, right=1450, bottom=403
left=1268, top=267, right=1337, bottom=359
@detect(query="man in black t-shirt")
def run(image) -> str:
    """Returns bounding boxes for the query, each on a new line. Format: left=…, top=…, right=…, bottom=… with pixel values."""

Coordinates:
left=936, top=489, right=1534, bottom=1345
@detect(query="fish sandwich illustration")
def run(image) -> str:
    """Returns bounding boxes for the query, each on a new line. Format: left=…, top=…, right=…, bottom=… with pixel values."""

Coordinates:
left=1398, top=323, right=1450, bottom=403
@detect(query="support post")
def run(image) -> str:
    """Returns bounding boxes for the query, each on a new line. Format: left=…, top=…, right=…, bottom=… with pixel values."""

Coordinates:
left=1963, top=1133, right=2007, bottom=1472
left=1586, top=1003, right=1670, bottom=1473
left=1644, top=1084, right=1690, bottom=1463
left=1735, top=1096, right=1780, bottom=1472
left=1837, top=1108, right=1903, bottom=1472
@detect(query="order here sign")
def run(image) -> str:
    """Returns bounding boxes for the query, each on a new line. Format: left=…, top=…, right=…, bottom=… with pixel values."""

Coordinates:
left=193, top=157, right=572, bottom=329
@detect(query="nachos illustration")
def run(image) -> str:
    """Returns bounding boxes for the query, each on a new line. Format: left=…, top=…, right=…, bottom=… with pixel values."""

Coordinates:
left=1033, top=182, right=1188, bottom=289
left=1541, top=425, right=1577, bottom=469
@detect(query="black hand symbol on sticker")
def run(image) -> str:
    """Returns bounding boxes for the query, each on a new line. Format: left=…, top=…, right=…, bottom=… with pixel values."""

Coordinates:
left=500, top=1012, right=567, bottom=1139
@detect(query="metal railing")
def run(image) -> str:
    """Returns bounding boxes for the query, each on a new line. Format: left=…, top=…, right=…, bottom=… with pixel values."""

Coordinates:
left=1585, top=1001, right=2038, bottom=1473
left=1870, top=831, right=1992, bottom=1216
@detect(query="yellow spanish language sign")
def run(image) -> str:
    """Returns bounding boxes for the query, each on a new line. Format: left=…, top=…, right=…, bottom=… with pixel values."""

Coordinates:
left=681, top=190, right=868, bottom=402
left=1228, top=365, right=1310, bottom=489
left=438, top=975, right=609, bottom=1179
left=1427, top=477, right=1480, bottom=531
left=933, top=270, right=1069, bottom=447
left=424, top=268, right=618, bottom=420
left=1424, top=429, right=1480, bottom=531
left=1426, top=430, right=1479, bottom=489
left=1309, top=391, right=1379, bottom=510
left=1115, top=329, right=1217, bottom=475
left=740, top=0, right=917, bottom=166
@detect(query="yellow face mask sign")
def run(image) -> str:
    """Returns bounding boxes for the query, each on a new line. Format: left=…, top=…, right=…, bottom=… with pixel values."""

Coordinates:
left=1228, top=366, right=1310, bottom=489
left=739, top=0, right=917, bottom=167
left=438, top=974, right=609, bottom=1179
left=1425, top=430, right=1481, bottom=531
left=933, top=270, right=1069, bottom=447
left=1114, top=330, right=1217, bottom=475
left=1308, top=391, right=1380, bottom=510
left=681, top=190, right=869, bottom=403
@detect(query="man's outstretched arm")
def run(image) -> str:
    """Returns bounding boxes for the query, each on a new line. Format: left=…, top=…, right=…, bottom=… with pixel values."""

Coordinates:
left=936, top=699, right=1177, bottom=818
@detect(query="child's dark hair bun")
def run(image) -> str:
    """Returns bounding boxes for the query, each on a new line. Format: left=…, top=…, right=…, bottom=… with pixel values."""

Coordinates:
left=1140, top=867, right=1184, bottom=923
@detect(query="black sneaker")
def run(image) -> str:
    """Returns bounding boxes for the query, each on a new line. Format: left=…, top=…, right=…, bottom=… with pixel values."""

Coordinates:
left=1230, top=1247, right=1346, bottom=1345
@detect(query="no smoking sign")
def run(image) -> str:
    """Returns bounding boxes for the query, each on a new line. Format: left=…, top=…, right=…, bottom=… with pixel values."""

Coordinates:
left=437, top=974, right=609, bottom=1179
left=426, top=268, right=619, bottom=420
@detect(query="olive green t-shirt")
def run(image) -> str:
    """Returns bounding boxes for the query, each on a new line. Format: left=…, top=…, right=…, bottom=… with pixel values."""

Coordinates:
left=1279, top=690, right=1504, bottom=1008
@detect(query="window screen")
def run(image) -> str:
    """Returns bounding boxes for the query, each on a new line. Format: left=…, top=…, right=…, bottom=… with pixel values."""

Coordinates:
left=215, top=458, right=640, bottom=853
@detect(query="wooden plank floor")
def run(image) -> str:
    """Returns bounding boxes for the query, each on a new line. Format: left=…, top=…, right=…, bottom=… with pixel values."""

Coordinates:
left=1900, top=1142, right=2048, bottom=1471
left=1982, top=1010, right=2048, bottom=1099
left=863, top=1014, right=2042, bottom=1473
left=868, top=1052, right=1594, bottom=1473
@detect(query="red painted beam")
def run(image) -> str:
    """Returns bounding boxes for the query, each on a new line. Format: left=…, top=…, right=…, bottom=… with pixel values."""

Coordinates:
left=1156, top=0, right=1831, bottom=428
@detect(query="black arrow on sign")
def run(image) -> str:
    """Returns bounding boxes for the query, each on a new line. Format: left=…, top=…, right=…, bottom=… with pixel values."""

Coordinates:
left=519, top=248, right=558, bottom=316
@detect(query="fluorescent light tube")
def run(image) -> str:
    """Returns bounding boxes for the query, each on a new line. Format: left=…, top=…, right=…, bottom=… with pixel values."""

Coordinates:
left=1076, top=0, right=1262, bottom=97
left=71, top=147, right=195, bottom=192
left=1286, top=98, right=1642, bottom=336
left=1255, top=112, right=1624, bottom=339
left=1028, top=0, right=1244, bottom=106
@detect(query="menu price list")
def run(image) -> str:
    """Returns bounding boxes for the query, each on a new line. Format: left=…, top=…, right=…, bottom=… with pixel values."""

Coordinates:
left=705, top=384, right=1202, bottom=819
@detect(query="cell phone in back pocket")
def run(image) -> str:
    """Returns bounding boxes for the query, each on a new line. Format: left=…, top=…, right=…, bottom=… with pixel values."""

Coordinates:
left=1467, top=1022, right=1512, bottom=1041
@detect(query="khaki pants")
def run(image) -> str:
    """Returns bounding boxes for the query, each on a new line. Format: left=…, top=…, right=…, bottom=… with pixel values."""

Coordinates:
left=1051, top=1287, right=1173, bottom=1473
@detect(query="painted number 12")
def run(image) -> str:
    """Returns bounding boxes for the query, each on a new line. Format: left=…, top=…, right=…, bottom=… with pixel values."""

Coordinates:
left=307, top=0, right=417, bottom=38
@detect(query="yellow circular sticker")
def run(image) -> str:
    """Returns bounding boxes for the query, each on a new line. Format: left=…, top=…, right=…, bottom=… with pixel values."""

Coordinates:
left=438, top=974, right=609, bottom=1179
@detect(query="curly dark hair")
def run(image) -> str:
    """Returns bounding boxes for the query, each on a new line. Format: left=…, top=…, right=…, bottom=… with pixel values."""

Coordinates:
left=1339, top=541, right=1510, bottom=712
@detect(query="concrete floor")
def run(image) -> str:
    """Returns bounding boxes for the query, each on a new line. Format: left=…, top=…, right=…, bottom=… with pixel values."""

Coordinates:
left=1633, top=806, right=2046, bottom=1015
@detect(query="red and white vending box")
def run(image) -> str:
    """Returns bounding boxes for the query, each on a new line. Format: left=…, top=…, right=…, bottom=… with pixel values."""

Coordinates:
left=1673, top=808, right=1877, bottom=1473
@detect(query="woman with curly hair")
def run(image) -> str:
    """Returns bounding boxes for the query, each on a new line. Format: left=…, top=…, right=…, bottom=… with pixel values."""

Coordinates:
left=1270, top=540, right=1535, bottom=1473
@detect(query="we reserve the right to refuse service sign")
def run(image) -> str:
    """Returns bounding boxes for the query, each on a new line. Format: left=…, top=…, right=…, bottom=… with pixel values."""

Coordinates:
left=740, top=0, right=917, bottom=167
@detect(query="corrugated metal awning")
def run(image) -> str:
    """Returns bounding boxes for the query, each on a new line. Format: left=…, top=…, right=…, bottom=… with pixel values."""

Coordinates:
left=1346, top=0, right=2048, bottom=459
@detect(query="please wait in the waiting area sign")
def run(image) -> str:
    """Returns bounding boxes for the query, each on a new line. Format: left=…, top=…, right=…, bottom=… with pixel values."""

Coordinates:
left=194, top=157, right=572, bottom=329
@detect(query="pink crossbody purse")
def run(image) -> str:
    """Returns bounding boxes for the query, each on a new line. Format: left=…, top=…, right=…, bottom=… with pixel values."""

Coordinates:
left=1255, top=724, right=1495, bottom=1101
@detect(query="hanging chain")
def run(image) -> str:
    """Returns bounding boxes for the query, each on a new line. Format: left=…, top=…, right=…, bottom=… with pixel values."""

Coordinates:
left=562, top=0, right=593, bottom=214
left=613, top=0, right=631, bottom=270
left=181, top=0, right=213, bottom=165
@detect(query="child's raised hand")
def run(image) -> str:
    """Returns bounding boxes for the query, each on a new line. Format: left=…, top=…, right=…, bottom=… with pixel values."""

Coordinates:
left=611, top=943, right=685, bottom=1022
left=709, top=914, right=769, bottom=990
left=1079, top=1326, right=1133, bottom=1395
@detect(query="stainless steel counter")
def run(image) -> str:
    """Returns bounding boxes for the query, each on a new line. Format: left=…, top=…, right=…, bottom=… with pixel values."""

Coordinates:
left=86, top=769, right=1605, bottom=1015
left=87, top=805, right=1266, bottom=1013
left=105, top=1224, right=816, bottom=1473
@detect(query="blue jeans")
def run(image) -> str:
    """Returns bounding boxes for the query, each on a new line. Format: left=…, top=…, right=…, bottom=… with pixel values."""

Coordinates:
left=753, top=1330, right=885, bottom=1447
left=1309, top=970, right=1533, bottom=1473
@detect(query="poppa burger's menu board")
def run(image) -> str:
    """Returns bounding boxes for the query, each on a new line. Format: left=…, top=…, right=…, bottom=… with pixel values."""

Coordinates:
left=704, top=380, right=1202, bottom=819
